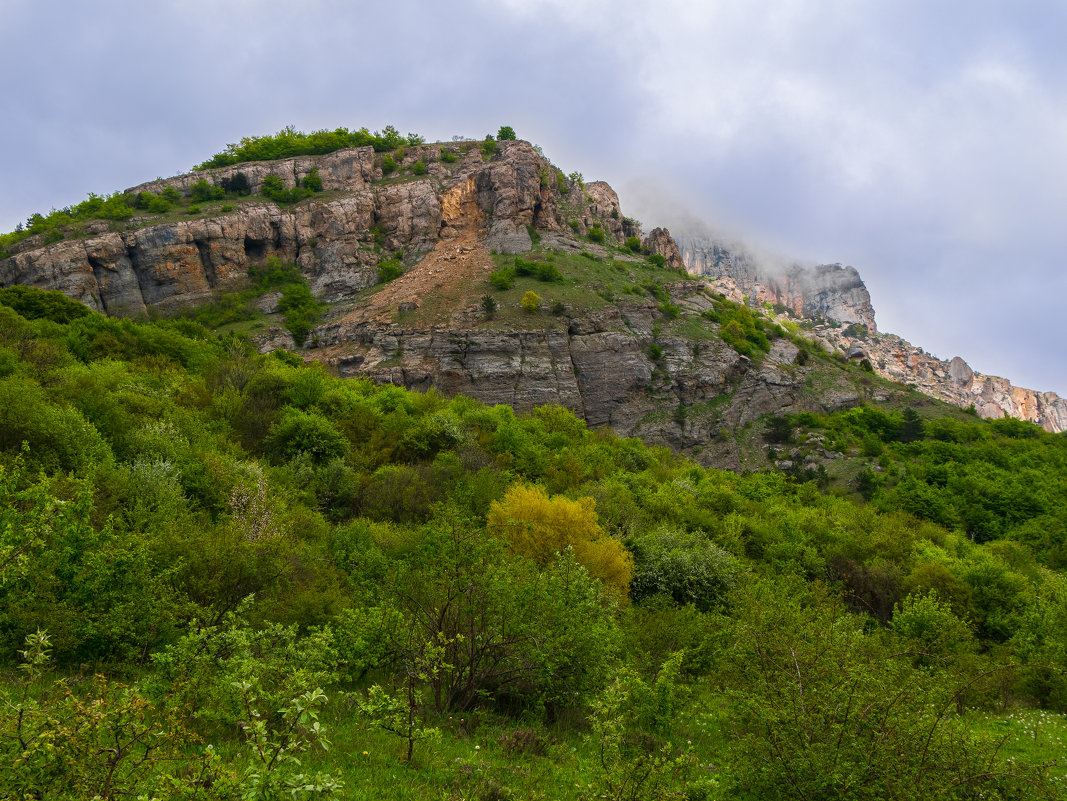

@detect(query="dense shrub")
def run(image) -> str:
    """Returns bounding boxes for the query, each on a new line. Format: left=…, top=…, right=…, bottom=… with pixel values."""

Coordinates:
left=194, top=124, right=413, bottom=169
left=0, top=286, right=90, bottom=324
left=489, top=267, right=515, bottom=290
left=520, top=291, right=540, bottom=313
left=301, top=167, right=323, bottom=192
left=220, top=171, right=252, bottom=196
left=377, top=259, right=403, bottom=283
left=190, top=179, right=225, bottom=203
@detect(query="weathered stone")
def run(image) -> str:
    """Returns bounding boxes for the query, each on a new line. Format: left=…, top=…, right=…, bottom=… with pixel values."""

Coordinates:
left=643, top=227, right=685, bottom=270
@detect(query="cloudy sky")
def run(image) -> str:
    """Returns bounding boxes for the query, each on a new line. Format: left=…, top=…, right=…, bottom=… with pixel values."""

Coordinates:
left=2, top=0, right=1064, bottom=394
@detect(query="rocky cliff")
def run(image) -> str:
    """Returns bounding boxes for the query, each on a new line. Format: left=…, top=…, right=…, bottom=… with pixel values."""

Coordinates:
left=675, top=234, right=877, bottom=332
left=2, top=137, right=1062, bottom=439
left=809, top=322, right=1067, bottom=433
left=0, top=140, right=574, bottom=315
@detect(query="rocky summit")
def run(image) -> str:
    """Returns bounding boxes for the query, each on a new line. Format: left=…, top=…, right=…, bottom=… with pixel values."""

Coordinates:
left=2, top=135, right=1064, bottom=439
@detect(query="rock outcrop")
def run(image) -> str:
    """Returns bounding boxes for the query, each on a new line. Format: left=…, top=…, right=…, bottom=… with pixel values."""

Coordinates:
left=643, top=228, right=685, bottom=270
left=675, top=234, right=877, bottom=332
left=810, top=325, right=1067, bottom=432
left=0, top=141, right=576, bottom=315
left=311, top=282, right=869, bottom=468
left=3, top=136, right=1062, bottom=438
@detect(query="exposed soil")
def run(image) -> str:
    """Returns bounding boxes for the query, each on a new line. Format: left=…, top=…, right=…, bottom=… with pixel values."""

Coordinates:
left=335, top=177, right=496, bottom=328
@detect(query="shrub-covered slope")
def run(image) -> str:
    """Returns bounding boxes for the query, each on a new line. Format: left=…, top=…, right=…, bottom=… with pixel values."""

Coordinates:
left=0, top=288, right=1065, bottom=798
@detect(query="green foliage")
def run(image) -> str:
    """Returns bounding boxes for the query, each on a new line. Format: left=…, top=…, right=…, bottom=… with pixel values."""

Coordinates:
left=721, top=580, right=1054, bottom=800
left=657, top=302, right=680, bottom=319
left=587, top=225, right=606, bottom=243
left=702, top=296, right=771, bottom=358
left=514, top=257, right=564, bottom=283
left=584, top=652, right=694, bottom=801
left=301, top=167, right=324, bottom=192
left=481, top=135, right=499, bottom=159
left=0, top=286, right=90, bottom=324
left=377, top=258, right=403, bottom=283
left=497, top=125, right=517, bottom=140
left=380, top=154, right=397, bottom=175
left=625, top=236, right=642, bottom=253
left=267, top=408, right=348, bottom=463
left=261, top=173, right=313, bottom=205
left=411, top=159, right=427, bottom=175
left=1, top=631, right=235, bottom=799
left=489, top=266, right=515, bottom=290
left=630, top=527, right=743, bottom=611
left=194, top=124, right=416, bottom=169
left=1, top=192, right=135, bottom=253
left=520, top=290, right=540, bottom=313
left=274, top=272, right=323, bottom=345
left=220, top=171, right=252, bottom=196
left=480, top=294, right=498, bottom=318
left=0, top=291, right=1062, bottom=797
left=439, top=147, right=458, bottom=163
left=190, top=178, right=225, bottom=202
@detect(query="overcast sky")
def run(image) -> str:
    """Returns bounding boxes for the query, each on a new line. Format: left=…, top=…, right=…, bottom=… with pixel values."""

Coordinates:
left=2, top=0, right=1064, bottom=394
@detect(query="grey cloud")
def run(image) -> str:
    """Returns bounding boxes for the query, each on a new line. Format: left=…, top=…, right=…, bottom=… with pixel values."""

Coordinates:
left=1, top=0, right=1063, bottom=394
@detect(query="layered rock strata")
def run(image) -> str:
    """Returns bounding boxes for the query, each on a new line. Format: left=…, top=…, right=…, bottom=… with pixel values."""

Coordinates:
left=813, top=324, right=1067, bottom=433
left=675, top=234, right=877, bottom=332
left=0, top=141, right=575, bottom=315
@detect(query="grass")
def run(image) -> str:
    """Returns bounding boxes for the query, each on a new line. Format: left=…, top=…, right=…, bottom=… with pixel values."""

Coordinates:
left=475, top=247, right=692, bottom=332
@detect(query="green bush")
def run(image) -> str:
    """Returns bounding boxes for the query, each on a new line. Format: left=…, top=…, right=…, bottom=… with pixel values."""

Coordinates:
left=194, top=124, right=418, bottom=169
left=0, top=286, right=91, bottom=324
left=301, top=167, right=323, bottom=192
left=440, top=147, right=457, bottom=163
left=260, top=173, right=312, bottom=204
left=521, top=290, right=540, bottom=313
left=481, top=136, right=499, bottom=160
left=514, top=258, right=563, bottom=283
left=277, top=278, right=322, bottom=346
left=587, top=225, right=605, bottom=243
left=625, top=236, right=642, bottom=253
left=657, top=302, right=680, bottom=319
left=220, top=171, right=252, bottom=196
left=190, top=179, right=225, bottom=203
left=481, top=294, right=498, bottom=317
left=497, top=125, right=517, bottom=140
left=377, top=259, right=403, bottom=283
left=411, top=160, right=427, bottom=175
left=381, top=154, right=397, bottom=175
left=647, top=253, right=666, bottom=268
left=489, top=267, right=515, bottom=290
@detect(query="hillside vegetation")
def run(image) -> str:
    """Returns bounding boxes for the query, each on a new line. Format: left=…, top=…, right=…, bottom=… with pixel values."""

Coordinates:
left=0, top=286, right=1066, bottom=799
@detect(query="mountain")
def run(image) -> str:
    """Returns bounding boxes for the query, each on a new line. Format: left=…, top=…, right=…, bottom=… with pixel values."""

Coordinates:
left=673, top=233, right=1067, bottom=433
left=2, top=136, right=1064, bottom=441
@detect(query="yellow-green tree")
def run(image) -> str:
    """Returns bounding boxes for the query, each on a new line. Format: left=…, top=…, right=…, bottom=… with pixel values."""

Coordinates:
left=520, top=290, right=540, bottom=313
left=487, top=484, right=632, bottom=596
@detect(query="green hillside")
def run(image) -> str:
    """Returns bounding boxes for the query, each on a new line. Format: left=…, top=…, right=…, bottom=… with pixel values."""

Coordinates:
left=1, top=287, right=1065, bottom=799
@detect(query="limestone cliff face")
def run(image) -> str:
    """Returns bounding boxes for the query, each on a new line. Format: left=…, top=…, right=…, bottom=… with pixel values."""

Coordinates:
left=4, top=137, right=1061, bottom=437
left=310, top=281, right=868, bottom=468
left=813, top=324, right=1067, bottom=433
left=676, top=234, right=877, bottom=332
left=0, top=141, right=579, bottom=315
